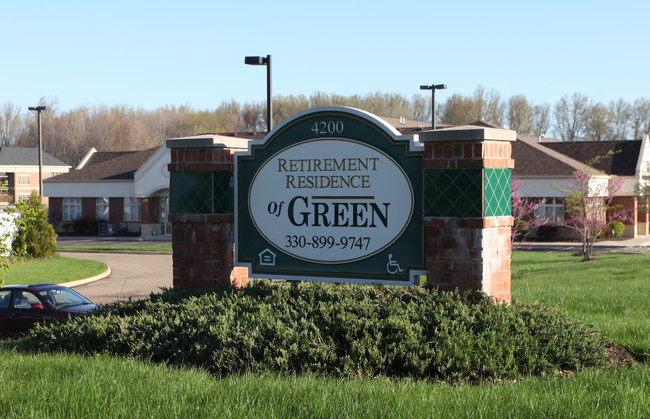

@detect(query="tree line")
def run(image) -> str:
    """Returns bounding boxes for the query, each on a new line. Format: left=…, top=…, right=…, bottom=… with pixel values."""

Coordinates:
left=1, top=87, right=650, bottom=166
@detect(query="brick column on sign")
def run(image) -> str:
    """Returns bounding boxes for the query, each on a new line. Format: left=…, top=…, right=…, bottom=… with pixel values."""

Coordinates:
left=167, top=143, right=248, bottom=288
left=420, top=127, right=515, bottom=303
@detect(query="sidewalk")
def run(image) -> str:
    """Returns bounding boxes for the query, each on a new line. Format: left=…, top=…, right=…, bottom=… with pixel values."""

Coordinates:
left=57, top=235, right=171, bottom=247
left=518, top=235, right=650, bottom=253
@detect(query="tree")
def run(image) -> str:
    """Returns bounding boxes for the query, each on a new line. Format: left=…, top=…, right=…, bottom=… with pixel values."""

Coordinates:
left=630, top=98, right=650, bottom=141
left=531, top=103, right=551, bottom=137
left=553, top=93, right=591, bottom=141
left=440, top=93, right=476, bottom=125
left=608, top=98, right=631, bottom=140
left=507, top=95, right=533, bottom=134
left=11, top=192, right=58, bottom=260
left=0, top=101, right=25, bottom=146
left=585, top=102, right=611, bottom=141
left=556, top=155, right=630, bottom=261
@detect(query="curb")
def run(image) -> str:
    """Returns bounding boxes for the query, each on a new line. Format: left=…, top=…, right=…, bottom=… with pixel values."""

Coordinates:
left=60, top=266, right=112, bottom=288
left=58, top=249, right=172, bottom=255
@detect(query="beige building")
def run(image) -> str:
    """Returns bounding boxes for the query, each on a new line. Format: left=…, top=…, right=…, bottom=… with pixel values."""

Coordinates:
left=0, top=147, right=71, bottom=206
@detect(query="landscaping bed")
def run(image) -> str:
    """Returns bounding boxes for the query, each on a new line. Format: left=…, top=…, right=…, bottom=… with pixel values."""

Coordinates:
left=19, top=281, right=607, bottom=383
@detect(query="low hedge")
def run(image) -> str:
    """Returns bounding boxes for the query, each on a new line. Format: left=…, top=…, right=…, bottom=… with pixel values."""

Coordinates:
left=19, top=281, right=606, bottom=382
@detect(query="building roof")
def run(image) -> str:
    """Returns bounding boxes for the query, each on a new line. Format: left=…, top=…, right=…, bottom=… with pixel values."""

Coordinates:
left=540, top=141, right=641, bottom=176
left=512, top=134, right=592, bottom=177
left=0, top=147, right=70, bottom=167
left=46, top=147, right=158, bottom=182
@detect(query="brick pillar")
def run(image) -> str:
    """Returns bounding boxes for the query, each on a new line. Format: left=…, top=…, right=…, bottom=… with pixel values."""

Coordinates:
left=166, top=141, right=249, bottom=288
left=420, top=126, right=515, bottom=302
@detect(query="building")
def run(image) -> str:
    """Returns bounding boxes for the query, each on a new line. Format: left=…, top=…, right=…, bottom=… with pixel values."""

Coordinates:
left=43, top=114, right=650, bottom=239
left=510, top=133, right=650, bottom=238
left=44, top=135, right=252, bottom=236
left=0, top=147, right=71, bottom=206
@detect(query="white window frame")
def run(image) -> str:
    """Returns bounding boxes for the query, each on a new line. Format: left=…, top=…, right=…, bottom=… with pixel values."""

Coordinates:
left=18, top=175, right=30, bottom=185
left=535, top=197, right=565, bottom=223
left=18, top=194, right=31, bottom=202
left=124, top=197, right=141, bottom=222
left=96, top=197, right=109, bottom=221
left=62, top=198, right=82, bottom=221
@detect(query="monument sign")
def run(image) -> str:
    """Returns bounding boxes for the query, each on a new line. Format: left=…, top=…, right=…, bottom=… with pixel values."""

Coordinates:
left=236, top=107, right=424, bottom=285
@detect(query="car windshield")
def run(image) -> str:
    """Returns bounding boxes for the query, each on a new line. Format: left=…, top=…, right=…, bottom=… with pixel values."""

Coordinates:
left=38, top=287, right=92, bottom=309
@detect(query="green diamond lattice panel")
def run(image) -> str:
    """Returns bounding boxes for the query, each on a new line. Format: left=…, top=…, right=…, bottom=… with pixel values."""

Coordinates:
left=484, top=168, right=511, bottom=217
left=170, top=172, right=233, bottom=214
left=424, top=169, right=482, bottom=218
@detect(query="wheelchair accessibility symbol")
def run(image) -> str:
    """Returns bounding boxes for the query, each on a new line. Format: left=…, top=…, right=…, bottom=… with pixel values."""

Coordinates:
left=386, top=253, right=404, bottom=275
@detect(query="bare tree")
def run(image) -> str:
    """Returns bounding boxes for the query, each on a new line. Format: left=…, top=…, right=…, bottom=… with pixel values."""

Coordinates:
left=585, top=102, right=611, bottom=141
left=609, top=98, right=631, bottom=140
left=507, top=95, right=533, bottom=134
left=631, top=98, right=650, bottom=141
left=0, top=102, right=24, bottom=146
left=531, top=103, right=551, bottom=137
left=554, top=93, right=591, bottom=141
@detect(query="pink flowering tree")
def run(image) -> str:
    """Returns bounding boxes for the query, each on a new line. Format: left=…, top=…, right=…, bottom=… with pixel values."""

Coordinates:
left=559, top=167, right=630, bottom=261
left=511, top=178, right=547, bottom=250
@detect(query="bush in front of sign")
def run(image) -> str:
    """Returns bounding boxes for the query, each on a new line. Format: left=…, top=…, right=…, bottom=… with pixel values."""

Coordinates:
left=18, top=281, right=605, bottom=383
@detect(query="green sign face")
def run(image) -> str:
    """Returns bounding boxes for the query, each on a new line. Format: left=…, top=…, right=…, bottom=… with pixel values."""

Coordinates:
left=235, top=107, right=424, bottom=285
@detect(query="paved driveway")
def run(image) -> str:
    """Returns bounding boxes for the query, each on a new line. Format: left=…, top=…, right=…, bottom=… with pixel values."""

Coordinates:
left=58, top=251, right=173, bottom=305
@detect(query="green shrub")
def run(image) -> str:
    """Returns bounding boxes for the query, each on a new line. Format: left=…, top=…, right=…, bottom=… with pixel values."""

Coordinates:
left=18, top=281, right=606, bottom=383
left=609, top=221, right=625, bottom=238
left=11, top=192, right=57, bottom=260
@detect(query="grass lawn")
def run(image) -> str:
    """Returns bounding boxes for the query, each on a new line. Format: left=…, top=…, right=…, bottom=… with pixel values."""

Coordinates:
left=511, top=251, right=650, bottom=360
left=57, top=245, right=172, bottom=253
left=2, top=254, right=107, bottom=285
left=0, top=349, right=647, bottom=418
left=0, top=250, right=647, bottom=417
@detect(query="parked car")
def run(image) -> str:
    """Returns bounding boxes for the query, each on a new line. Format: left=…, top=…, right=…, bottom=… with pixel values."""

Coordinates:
left=0, top=283, right=97, bottom=336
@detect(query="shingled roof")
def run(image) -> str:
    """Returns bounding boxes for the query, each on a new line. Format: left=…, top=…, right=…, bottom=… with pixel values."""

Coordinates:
left=540, top=141, right=641, bottom=176
left=46, top=147, right=158, bottom=182
left=0, top=147, right=70, bottom=167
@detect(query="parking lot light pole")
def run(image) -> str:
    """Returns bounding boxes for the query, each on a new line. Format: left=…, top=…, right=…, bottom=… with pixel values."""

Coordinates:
left=245, top=55, right=272, bottom=132
left=420, top=84, right=447, bottom=129
left=28, top=105, right=47, bottom=197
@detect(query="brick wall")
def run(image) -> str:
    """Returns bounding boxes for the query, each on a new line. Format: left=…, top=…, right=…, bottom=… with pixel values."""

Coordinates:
left=168, top=145, right=248, bottom=288
left=421, top=128, right=515, bottom=303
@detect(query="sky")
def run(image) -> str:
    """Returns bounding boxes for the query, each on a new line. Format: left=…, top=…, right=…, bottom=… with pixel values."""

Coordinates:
left=2, top=0, right=649, bottom=114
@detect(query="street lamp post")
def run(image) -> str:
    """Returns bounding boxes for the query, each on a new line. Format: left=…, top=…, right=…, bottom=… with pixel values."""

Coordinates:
left=28, top=105, right=47, bottom=197
left=244, top=54, right=272, bottom=132
left=420, top=84, right=447, bottom=129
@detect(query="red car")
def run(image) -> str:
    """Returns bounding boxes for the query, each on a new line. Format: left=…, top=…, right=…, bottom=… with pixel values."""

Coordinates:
left=0, top=283, right=97, bottom=336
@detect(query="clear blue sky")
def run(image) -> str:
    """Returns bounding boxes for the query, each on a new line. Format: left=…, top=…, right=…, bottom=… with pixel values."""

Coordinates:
left=2, top=0, right=649, bottom=113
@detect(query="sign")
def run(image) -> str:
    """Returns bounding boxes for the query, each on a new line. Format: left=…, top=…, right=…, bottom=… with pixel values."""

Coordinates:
left=236, top=107, right=424, bottom=285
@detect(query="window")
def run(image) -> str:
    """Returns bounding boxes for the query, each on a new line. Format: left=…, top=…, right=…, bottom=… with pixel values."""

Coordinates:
left=18, top=175, right=30, bottom=185
left=535, top=198, right=565, bottom=223
left=96, top=197, right=109, bottom=221
left=18, top=194, right=31, bottom=202
left=0, top=290, right=10, bottom=308
left=62, top=198, right=82, bottom=221
left=13, top=290, right=41, bottom=309
left=124, top=197, right=141, bottom=222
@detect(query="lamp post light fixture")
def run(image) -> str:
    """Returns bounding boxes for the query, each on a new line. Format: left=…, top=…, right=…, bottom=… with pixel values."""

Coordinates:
left=28, top=105, right=47, bottom=197
left=420, top=84, right=447, bottom=129
left=244, top=54, right=272, bottom=132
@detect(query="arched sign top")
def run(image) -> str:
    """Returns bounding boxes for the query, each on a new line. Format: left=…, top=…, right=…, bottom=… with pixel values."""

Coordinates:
left=242, top=106, right=424, bottom=157
left=236, top=106, right=424, bottom=285
left=268, top=106, right=404, bottom=138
